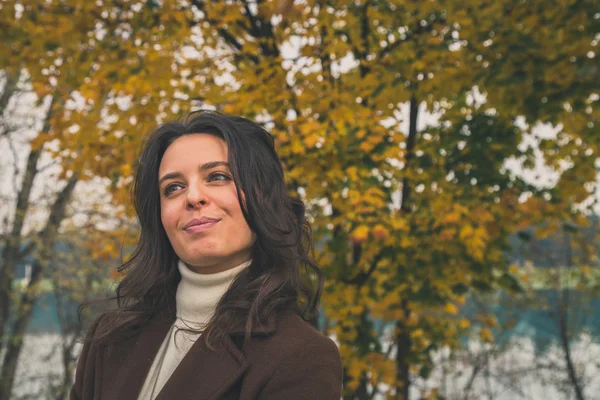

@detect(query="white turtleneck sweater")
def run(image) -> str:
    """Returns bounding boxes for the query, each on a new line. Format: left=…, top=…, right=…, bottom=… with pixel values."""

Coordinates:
left=137, top=259, right=251, bottom=400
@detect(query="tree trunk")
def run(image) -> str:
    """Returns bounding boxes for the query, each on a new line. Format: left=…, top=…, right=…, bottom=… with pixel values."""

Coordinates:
left=558, top=228, right=585, bottom=400
left=54, top=277, right=80, bottom=400
left=0, top=96, right=55, bottom=350
left=0, top=148, right=41, bottom=352
left=0, top=260, right=44, bottom=400
left=0, top=174, right=78, bottom=400
left=394, top=96, right=419, bottom=399
left=558, top=304, right=585, bottom=400
left=395, top=305, right=412, bottom=400
left=0, top=70, right=20, bottom=117
left=353, top=372, right=370, bottom=399
left=400, top=96, right=419, bottom=212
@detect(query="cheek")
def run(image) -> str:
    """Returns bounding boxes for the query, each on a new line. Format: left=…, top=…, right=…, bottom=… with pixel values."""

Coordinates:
left=221, top=190, right=251, bottom=231
left=160, top=201, right=179, bottom=232
left=221, top=187, right=243, bottom=214
left=229, top=187, right=248, bottom=214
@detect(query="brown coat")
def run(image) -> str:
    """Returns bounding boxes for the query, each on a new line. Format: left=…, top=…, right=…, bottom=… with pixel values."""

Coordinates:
left=70, top=308, right=343, bottom=400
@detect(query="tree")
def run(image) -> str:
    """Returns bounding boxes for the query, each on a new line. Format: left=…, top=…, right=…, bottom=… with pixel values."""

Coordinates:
left=511, top=218, right=600, bottom=400
left=460, top=0, right=599, bottom=215
left=3, top=1, right=597, bottom=398
left=46, top=228, right=122, bottom=400
left=0, top=71, right=79, bottom=399
left=172, top=1, right=598, bottom=397
left=0, top=1, right=190, bottom=397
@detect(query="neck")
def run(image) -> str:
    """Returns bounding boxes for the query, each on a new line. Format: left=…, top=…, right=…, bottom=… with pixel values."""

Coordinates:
left=176, top=258, right=251, bottom=326
left=183, top=253, right=252, bottom=274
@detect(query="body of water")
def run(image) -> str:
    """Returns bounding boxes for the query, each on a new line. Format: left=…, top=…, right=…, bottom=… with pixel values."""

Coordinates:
left=10, top=290, right=600, bottom=399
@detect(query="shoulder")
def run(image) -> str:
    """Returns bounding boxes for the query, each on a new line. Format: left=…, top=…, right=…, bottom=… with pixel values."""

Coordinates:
left=78, top=310, right=115, bottom=347
left=275, top=311, right=342, bottom=371
left=246, top=309, right=341, bottom=363
left=244, top=310, right=343, bottom=399
left=274, top=310, right=338, bottom=350
left=249, top=311, right=341, bottom=370
left=82, top=312, right=108, bottom=343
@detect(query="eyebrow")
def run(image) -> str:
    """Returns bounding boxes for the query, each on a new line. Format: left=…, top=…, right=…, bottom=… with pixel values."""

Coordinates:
left=158, top=161, right=229, bottom=185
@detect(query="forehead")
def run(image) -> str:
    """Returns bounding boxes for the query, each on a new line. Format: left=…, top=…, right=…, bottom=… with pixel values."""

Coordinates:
left=159, top=134, right=228, bottom=172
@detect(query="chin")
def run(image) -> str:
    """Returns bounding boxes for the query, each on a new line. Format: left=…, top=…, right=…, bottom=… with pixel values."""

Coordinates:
left=180, top=252, right=225, bottom=266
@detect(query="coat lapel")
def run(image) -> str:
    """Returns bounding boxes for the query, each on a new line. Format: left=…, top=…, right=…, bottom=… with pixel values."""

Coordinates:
left=110, top=308, right=175, bottom=400
left=155, top=315, right=277, bottom=400
left=111, top=308, right=278, bottom=400
left=154, top=334, right=249, bottom=400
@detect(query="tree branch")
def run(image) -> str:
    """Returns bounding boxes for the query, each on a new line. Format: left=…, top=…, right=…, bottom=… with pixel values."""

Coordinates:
left=378, top=16, right=448, bottom=60
left=342, top=251, right=384, bottom=286
left=0, top=70, right=21, bottom=118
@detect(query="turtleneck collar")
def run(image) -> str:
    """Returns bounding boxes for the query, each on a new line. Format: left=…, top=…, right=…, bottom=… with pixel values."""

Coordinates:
left=176, top=259, right=251, bottom=328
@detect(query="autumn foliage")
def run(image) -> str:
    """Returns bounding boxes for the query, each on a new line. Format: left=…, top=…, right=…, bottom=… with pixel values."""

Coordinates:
left=0, top=0, right=597, bottom=398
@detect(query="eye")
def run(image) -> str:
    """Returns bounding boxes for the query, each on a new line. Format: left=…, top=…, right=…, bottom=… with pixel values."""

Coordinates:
left=164, top=183, right=183, bottom=196
left=208, top=172, right=231, bottom=182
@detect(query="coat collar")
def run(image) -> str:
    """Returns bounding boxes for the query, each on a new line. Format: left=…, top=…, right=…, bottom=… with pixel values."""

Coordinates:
left=108, top=306, right=278, bottom=400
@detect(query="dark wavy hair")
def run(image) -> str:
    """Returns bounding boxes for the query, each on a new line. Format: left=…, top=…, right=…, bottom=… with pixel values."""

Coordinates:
left=94, top=110, right=323, bottom=349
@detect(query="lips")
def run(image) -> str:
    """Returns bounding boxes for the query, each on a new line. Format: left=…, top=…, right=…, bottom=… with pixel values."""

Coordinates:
left=183, top=217, right=221, bottom=233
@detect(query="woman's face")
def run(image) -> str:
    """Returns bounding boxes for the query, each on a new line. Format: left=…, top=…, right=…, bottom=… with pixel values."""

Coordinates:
left=158, top=134, right=254, bottom=274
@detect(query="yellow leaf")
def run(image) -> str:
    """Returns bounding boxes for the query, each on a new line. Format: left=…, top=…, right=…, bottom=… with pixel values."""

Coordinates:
left=459, top=224, right=473, bottom=240
left=120, top=163, right=132, bottom=177
left=406, top=313, right=419, bottom=327
left=304, top=133, right=320, bottom=148
left=372, top=224, right=389, bottom=239
left=352, top=225, right=369, bottom=242
left=580, top=265, right=591, bottom=277
left=480, top=328, right=494, bottom=343
left=441, top=210, right=462, bottom=225
left=359, top=141, right=374, bottom=152
left=350, top=305, right=362, bottom=314
left=413, top=60, right=426, bottom=70
left=412, top=329, right=424, bottom=339
left=444, top=302, right=459, bottom=315
left=347, top=166, right=359, bottom=180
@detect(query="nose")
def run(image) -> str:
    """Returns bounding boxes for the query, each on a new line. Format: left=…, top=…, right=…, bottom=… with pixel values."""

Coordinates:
left=185, top=184, right=208, bottom=209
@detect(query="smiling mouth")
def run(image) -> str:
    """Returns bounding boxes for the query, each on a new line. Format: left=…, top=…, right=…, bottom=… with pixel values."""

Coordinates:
left=183, top=220, right=220, bottom=234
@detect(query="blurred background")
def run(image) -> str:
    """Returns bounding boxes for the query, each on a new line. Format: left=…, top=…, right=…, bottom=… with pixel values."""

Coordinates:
left=0, top=0, right=598, bottom=399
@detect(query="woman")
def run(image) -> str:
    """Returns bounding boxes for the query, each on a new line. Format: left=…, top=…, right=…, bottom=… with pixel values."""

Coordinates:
left=70, top=111, right=343, bottom=400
